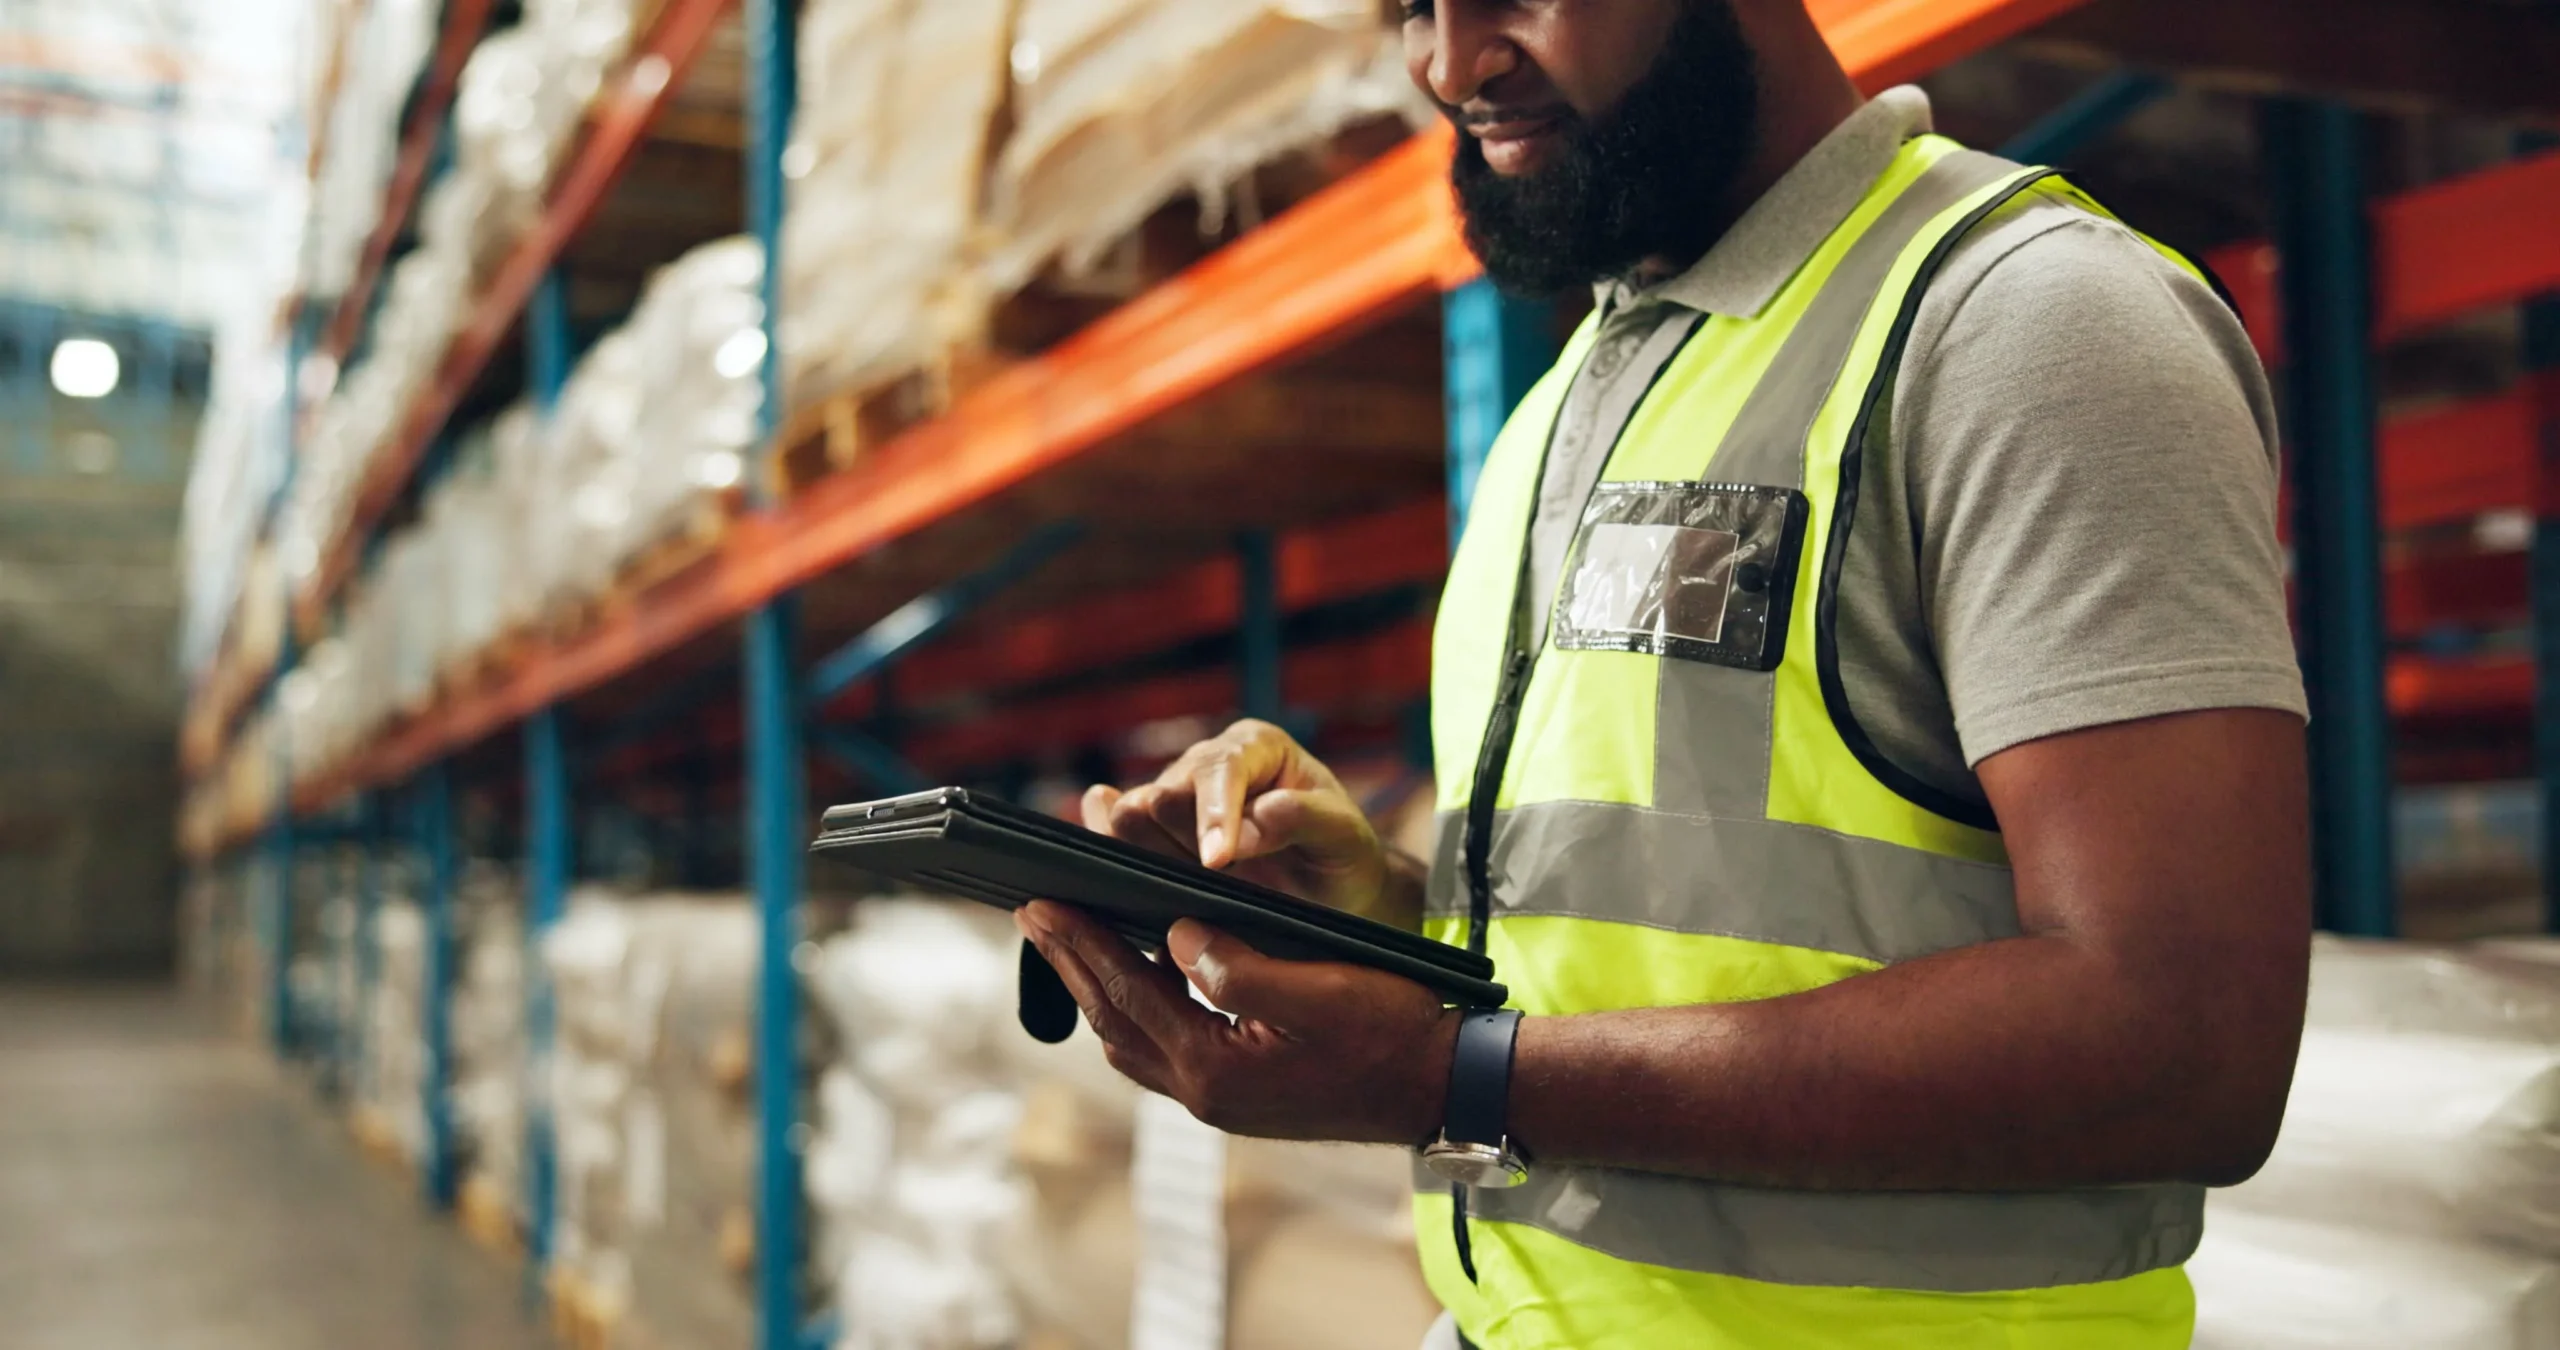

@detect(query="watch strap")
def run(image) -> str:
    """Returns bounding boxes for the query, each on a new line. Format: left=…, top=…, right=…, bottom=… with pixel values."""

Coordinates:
left=1443, top=1008, right=1522, bottom=1148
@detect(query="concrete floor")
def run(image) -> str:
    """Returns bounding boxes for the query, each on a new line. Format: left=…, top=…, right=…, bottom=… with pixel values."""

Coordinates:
left=0, top=983, right=553, bottom=1350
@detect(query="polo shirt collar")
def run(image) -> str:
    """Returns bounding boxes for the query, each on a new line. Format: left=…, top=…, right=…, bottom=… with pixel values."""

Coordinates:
left=1617, top=85, right=1935, bottom=320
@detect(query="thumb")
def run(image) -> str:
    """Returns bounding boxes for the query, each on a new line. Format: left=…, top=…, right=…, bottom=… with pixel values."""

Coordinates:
left=1165, top=919, right=1323, bottom=1024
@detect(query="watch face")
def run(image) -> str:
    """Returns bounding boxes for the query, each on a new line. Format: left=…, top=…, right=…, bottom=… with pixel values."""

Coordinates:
left=1422, top=1141, right=1530, bottom=1189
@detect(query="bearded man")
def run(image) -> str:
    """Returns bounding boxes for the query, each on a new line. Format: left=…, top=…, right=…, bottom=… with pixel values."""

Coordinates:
left=1015, top=3, right=2314, bottom=1346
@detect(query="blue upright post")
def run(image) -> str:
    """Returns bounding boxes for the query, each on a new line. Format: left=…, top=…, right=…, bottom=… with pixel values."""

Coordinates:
left=264, top=770, right=298, bottom=1055
left=1442, top=279, right=1555, bottom=543
left=16, top=308, right=52, bottom=474
left=1238, top=531, right=1282, bottom=723
left=266, top=623, right=301, bottom=1056
left=1998, top=73, right=2170, bottom=166
left=354, top=793, right=384, bottom=1094
left=745, top=1, right=807, bottom=1345
left=524, top=708, right=571, bottom=1275
left=525, top=255, right=577, bottom=1282
left=2263, top=100, right=2394, bottom=937
left=530, top=268, right=573, bottom=408
left=418, top=760, right=462, bottom=1209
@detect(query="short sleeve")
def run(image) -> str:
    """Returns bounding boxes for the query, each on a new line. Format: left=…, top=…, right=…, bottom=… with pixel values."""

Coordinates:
left=1897, top=210, right=2308, bottom=768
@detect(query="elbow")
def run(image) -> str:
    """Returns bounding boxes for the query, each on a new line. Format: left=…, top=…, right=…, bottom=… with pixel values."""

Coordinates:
left=2168, top=1054, right=2296, bottom=1189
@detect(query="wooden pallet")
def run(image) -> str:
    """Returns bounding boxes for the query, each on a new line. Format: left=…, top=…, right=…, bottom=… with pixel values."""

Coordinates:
left=772, top=343, right=1015, bottom=501
left=348, top=1105, right=409, bottom=1176
left=533, top=494, right=739, bottom=645
left=548, top=1269, right=625, bottom=1350
left=458, top=1173, right=524, bottom=1262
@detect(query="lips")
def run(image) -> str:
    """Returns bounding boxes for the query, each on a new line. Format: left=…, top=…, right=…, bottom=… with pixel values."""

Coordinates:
left=1467, top=108, right=1570, bottom=174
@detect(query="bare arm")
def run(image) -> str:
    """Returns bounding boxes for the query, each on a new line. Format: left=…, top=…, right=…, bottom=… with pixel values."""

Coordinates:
left=1508, top=707, right=2312, bottom=1189
left=1027, top=709, right=2310, bottom=1191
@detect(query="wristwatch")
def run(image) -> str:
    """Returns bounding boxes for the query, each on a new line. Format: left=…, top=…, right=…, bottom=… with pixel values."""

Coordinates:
left=1420, top=1008, right=1529, bottom=1188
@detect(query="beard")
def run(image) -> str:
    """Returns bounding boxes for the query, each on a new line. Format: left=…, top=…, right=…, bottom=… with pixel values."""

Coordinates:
left=1449, top=0, right=1762, bottom=296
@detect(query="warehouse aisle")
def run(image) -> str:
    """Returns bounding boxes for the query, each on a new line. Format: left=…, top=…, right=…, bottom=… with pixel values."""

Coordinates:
left=0, top=985, right=552, bottom=1350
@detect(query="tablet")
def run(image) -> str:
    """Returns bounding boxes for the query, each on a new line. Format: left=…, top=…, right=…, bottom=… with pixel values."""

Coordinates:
left=810, top=787, right=1506, bottom=1009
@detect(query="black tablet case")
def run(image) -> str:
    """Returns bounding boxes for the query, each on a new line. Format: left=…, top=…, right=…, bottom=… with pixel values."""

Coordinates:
left=810, top=788, right=1507, bottom=1041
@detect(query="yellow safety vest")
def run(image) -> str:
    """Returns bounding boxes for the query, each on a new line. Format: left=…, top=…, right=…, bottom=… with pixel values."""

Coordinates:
left=1418, top=134, right=2208, bottom=1350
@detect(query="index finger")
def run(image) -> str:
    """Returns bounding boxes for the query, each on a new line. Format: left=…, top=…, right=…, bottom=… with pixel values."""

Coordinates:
left=1190, top=722, right=1290, bottom=870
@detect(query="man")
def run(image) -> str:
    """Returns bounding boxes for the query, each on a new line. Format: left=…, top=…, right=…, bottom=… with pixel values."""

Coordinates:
left=1013, top=0, right=2312, bottom=1345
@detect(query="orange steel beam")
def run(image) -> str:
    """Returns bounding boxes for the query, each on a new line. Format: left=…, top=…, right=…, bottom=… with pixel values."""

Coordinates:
left=2381, top=381, right=2547, bottom=532
left=577, top=498, right=1451, bottom=783
left=281, top=0, right=2102, bottom=810
left=2211, top=148, right=2560, bottom=359
left=316, top=0, right=496, bottom=367
left=2389, top=654, right=2532, bottom=723
left=831, top=498, right=1451, bottom=719
left=298, top=0, right=738, bottom=626
left=1814, top=0, right=2098, bottom=92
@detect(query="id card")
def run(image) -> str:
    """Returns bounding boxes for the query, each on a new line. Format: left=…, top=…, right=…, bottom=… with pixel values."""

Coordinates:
left=1551, top=482, right=1809, bottom=672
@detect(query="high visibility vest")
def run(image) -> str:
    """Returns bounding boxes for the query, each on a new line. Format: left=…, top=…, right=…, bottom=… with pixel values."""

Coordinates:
left=1418, top=134, right=2209, bottom=1350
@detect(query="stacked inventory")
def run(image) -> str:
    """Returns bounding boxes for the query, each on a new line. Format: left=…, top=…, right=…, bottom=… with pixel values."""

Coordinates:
left=2191, top=938, right=2560, bottom=1348
left=276, top=0, right=663, bottom=610
left=454, top=865, right=530, bottom=1243
left=543, top=889, right=761, bottom=1346
left=802, top=894, right=1440, bottom=1350
left=195, top=0, right=1430, bottom=840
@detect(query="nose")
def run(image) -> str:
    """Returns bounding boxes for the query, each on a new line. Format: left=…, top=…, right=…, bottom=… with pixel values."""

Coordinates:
left=1413, top=2, right=1522, bottom=109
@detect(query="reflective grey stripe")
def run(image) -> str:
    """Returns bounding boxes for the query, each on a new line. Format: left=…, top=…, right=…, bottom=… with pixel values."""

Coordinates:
left=1414, top=1157, right=2202, bottom=1293
left=1704, top=149, right=2023, bottom=491
left=1426, top=801, right=2016, bottom=967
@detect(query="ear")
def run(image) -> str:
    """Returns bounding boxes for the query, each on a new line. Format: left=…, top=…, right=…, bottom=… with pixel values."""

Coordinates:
left=1018, top=937, right=1079, bottom=1044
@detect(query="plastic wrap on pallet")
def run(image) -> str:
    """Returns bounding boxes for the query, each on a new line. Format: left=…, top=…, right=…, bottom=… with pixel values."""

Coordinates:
left=2191, top=1209, right=2560, bottom=1350
left=2307, top=933, right=2560, bottom=1043
left=2219, top=1025, right=2560, bottom=1256
left=306, top=0, right=443, bottom=300
left=802, top=894, right=1438, bottom=1350
left=782, top=0, right=1012, bottom=405
left=979, top=0, right=1422, bottom=293
left=454, top=866, right=528, bottom=1220
left=542, top=889, right=758, bottom=1344
left=358, top=895, right=430, bottom=1165
left=622, top=237, right=761, bottom=562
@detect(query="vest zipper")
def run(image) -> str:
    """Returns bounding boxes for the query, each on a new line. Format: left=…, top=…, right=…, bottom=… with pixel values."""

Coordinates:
left=1460, top=648, right=1534, bottom=958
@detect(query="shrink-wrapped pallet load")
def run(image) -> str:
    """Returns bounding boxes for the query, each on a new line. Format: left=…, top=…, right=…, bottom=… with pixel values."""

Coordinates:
left=2192, top=938, right=2560, bottom=1350
left=544, top=890, right=760, bottom=1346
left=454, top=869, right=528, bottom=1228
left=307, top=0, right=443, bottom=299
left=783, top=0, right=1013, bottom=405
left=802, top=893, right=1442, bottom=1350
left=613, top=237, right=763, bottom=571
left=979, top=0, right=1421, bottom=291
left=357, top=896, right=430, bottom=1166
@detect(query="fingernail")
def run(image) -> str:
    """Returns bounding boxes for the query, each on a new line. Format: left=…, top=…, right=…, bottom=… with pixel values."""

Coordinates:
left=1017, top=903, right=1053, bottom=938
left=1200, top=826, right=1225, bottom=862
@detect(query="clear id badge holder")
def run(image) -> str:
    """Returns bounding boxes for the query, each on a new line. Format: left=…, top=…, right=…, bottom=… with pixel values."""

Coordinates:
left=1550, top=482, right=1811, bottom=673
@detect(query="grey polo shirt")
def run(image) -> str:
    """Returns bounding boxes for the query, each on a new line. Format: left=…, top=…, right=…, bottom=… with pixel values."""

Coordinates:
left=1522, top=87, right=2306, bottom=812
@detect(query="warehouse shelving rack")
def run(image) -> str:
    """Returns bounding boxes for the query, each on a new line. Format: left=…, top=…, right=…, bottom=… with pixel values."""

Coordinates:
left=182, top=1, right=2560, bottom=1347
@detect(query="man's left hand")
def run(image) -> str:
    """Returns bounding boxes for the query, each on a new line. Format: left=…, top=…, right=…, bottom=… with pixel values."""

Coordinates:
left=1014, top=899, right=1458, bottom=1144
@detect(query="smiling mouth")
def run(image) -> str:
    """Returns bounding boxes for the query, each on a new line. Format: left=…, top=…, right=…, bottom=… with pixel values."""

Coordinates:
left=1466, top=109, right=1570, bottom=145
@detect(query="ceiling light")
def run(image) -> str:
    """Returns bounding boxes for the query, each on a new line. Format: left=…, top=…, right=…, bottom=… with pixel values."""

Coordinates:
left=51, top=339, right=120, bottom=399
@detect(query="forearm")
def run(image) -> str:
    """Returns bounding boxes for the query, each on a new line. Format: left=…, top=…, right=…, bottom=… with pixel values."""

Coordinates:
left=1508, top=928, right=2297, bottom=1191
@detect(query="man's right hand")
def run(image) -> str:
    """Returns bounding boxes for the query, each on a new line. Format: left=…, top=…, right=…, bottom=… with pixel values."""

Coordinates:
left=1080, top=719, right=1419, bottom=926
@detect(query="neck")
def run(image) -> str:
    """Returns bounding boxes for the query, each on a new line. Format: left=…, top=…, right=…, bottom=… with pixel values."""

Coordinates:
left=1640, top=8, right=1865, bottom=278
